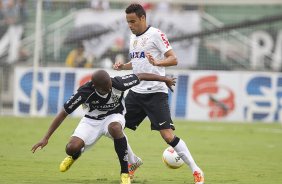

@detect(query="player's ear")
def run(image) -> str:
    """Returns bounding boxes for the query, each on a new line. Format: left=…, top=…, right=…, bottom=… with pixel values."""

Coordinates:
left=140, top=15, right=146, bottom=21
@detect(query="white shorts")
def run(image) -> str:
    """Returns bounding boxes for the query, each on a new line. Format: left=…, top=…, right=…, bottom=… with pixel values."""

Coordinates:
left=72, top=113, right=125, bottom=149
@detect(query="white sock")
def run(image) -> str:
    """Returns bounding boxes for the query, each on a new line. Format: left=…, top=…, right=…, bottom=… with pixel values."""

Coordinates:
left=124, top=135, right=139, bottom=164
left=173, top=139, right=201, bottom=173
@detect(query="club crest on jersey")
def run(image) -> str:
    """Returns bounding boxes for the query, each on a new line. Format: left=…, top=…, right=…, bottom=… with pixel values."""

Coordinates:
left=129, top=51, right=145, bottom=59
left=133, top=40, right=138, bottom=48
left=112, top=95, right=120, bottom=103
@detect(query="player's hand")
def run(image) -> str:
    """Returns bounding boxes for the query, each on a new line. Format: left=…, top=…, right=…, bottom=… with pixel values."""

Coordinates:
left=146, top=53, right=160, bottom=66
left=31, top=138, right=48, bottom=153
left=113, top=62, right=124, bottom=70
left=165, top=77, right=176, bottom=92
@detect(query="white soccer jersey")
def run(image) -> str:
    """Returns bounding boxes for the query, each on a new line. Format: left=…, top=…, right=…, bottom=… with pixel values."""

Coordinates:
left=129, top=26, right=172, bottom=93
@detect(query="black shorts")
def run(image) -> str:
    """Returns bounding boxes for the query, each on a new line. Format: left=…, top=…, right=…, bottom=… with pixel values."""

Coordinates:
left=125, top=90, right=175, bottom=131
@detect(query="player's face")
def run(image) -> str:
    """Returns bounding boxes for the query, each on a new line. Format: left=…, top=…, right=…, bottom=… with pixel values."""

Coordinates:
left=95, top=81, right=112, bottom=95
left=126, top=13, right=145, bottom=35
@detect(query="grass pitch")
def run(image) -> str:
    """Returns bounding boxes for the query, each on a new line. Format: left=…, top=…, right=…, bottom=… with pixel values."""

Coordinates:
left=0, top=117, right=282, bottom=184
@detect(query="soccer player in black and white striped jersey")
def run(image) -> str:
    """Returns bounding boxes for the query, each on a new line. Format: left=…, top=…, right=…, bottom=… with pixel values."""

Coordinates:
left=31, top=70, right=175, bottom=184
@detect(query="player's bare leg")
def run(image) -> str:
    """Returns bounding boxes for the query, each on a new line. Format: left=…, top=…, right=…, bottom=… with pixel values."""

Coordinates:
left=108, top=122, right=131, bottom=184
left=60, top=136, right=84, bottom=172
left=160, top=129, right=204, bottom=184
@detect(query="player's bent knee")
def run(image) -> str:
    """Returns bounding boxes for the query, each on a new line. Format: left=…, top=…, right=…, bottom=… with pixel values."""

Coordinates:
left=65, top=139, right=84, bottom=155
left=160, top=129, right=175, bottom=143
left=66, top=143, right=81, bottom=155
left=108, top=122, right=123, bottom=138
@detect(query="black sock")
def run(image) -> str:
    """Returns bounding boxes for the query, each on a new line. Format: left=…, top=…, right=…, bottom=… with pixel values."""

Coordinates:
left=71, top=151, right=81, bottom=160
left=114, top=137, right=128, bottom=174
left=168, top=136, right=180, bottom=147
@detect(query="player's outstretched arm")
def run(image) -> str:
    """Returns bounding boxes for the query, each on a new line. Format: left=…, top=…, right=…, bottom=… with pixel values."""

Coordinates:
left=136, top=73, right=176, bottom=92
left=146, top=50, right=178, bottom=67
left=113, top=61, right=133, bottom=70
left=31, top=109, right=68, bottom=153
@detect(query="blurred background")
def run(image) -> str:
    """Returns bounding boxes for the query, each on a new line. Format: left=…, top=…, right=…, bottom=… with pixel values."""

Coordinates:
left=1, top=0, right=282, bottom=123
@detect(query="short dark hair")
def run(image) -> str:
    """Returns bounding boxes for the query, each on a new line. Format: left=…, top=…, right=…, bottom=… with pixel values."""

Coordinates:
left=125, top=3, right=146, bottom=18
left=91, top=70, right=111, bottom=87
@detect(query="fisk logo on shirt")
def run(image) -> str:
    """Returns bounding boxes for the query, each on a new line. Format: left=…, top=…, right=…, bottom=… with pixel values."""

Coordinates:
left=69, top=96, right=82, bottom=109
left=124, top=80, right=138, bottom=87
left=129, top=51, right=145, bottom=59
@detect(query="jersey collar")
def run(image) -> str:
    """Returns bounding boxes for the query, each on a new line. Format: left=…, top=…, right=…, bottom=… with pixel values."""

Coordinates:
left=136, top=26, right=151, bottom=37
left=95, top=89, right=109, bottom=98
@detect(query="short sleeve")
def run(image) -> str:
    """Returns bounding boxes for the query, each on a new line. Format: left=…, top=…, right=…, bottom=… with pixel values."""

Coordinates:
left=112, top=74, right=140, bottom=91
left=153, top=29, right=172, bottom=55
left=63, top=92, right=85, bottom=114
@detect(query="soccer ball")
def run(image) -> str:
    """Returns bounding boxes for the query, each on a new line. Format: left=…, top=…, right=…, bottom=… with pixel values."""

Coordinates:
left=162, top=147, right=184, bottom=169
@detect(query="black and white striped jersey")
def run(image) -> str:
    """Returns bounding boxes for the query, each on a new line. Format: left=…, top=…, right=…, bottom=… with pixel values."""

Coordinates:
left=63, top=74, right=140, bottom=119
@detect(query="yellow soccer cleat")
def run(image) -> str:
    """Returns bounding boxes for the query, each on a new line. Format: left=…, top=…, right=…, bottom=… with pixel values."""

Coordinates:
left=128, top=157, right=143, bottom=179
left=120, top=173, right=131, bottom=184
left=193, top=170, right=205, bottom=184
left=59, top=156, right=75, bottom=172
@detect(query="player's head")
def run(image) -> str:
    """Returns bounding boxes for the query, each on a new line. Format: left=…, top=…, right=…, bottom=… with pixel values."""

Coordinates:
left=125, top=3, right=147, bottom=35
left=91, top=70, right=112, bottom=95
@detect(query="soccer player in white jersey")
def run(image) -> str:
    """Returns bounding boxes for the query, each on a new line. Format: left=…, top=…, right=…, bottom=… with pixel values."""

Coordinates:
left=113, top=3, right=204, bottom=184
left=31, top=70, right=176, bottom=184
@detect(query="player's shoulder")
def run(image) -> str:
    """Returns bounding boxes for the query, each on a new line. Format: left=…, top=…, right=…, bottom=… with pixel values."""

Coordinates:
left=130, top=33, right=136, bottom=40
left=79, top=81, right=92, bottom=88
left=147, top=27, right=168, bottom=40
left=148, top=26, right=166, bottom=35
left=77, top=81, right=94, bottom=94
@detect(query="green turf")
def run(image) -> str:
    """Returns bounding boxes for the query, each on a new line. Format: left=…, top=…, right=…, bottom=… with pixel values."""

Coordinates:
left=0, top=117, right=282, bottom=184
